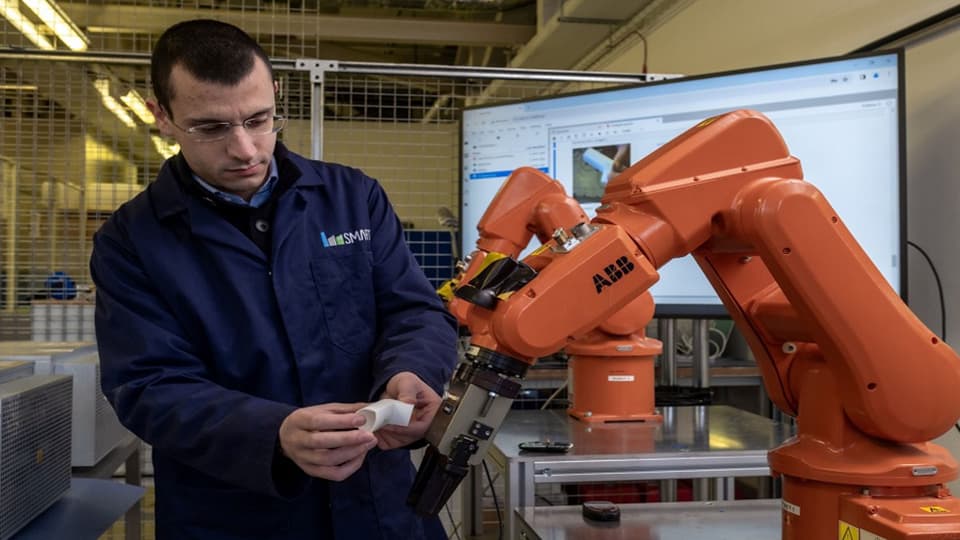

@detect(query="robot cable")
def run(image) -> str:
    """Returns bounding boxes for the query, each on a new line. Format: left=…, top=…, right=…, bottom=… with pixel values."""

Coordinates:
left=483, top=459, right=503, bottom=540
left=907, top=240, right=954, bottom=433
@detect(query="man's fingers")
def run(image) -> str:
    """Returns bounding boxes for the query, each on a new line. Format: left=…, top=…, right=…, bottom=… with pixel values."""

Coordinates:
left=375, top=432, right=408, bottom=450
left=314, top=402, right=368, bottom=414
left=410, top=399, right=440, bottom=422
left=286, top=433, right=377, bottom=479
left=414, top=390, right=435, bottom=407
left=303, top=453, right=366, bottom=482
left=286, top=425, right=375, bottom=453
left=291, top=406, right=366, bottom=431
left=300, top=429, right=376, bottom=450
left=375, top=425, right=410, bottom=442
left=299, top=440, right=377, bottom=468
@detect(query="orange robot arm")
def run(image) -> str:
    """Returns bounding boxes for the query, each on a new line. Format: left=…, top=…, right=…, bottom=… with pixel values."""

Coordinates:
left=474, top=166, right=587, bottom=256
left=595, top=109, right=960, bottom=444
left=450, top=166, right=656, bottom=359
left=592, top=110, right=960, bottom=538
left=444, top=167, right=587, bottom=323
left=413, top=111, right=960, bottom=539
left=410, top=168, right=660, bottom=516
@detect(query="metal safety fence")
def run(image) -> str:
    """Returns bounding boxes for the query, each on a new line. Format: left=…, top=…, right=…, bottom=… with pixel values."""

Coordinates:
left=0, top=45, right=647, bottom=340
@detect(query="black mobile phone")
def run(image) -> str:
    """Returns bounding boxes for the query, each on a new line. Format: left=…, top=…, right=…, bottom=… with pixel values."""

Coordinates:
left=517, top=440, right=573, bottom=453
left=582, top=500, right=621, bottom=522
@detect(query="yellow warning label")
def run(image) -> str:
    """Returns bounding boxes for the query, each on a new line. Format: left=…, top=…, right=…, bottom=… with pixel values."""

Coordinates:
left=839, top=520, right=859, bottom=540
left=839, top=521, right=887, bottom=540
left=920, top=505, right=951, bottom=513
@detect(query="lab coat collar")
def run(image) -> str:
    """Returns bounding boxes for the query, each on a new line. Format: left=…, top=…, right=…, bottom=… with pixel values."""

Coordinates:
left=150, top=141, right=315, bottom=222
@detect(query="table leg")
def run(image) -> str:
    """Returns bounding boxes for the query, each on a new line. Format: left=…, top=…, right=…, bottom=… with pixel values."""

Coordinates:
left=462, top=464, right=484, bottom=537
left=715, top=477, right=736, bottom=500
left=693, top=478, right=710, bottom=501
left=661, top=479, right=677, bottom=502
left=503, top=459, right=521, bottom=540
left=123, top=442, right=142, bottom=540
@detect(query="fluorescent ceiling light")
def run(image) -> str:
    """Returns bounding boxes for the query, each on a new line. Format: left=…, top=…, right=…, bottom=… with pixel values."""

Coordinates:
left=151, top=135, right=179, bottom=159
left=0, top=83, right=39, bottom=91
left=0, top=0, right=55, bottom=50
left=120, top=89, right=155, bottom=125
left=85, top=26, right=135, bottom=34
left=20, top=0, right=89, bottom=51
left=94, top=79, right=136, bottom=129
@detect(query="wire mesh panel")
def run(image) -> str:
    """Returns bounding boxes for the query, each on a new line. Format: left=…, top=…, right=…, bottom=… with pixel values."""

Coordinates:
left=0, top=46, right=634, bottom=341
left=315, top=71, right=623, bottom=230
left=0, top=373, right=72, bottom=540
left=0, top=54, right=317, bottom=340
left=0, top=57, right=121, bottom=339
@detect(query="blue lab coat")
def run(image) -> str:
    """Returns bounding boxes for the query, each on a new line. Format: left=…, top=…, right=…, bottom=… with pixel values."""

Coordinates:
left=90, top=144, right=458, bottom=539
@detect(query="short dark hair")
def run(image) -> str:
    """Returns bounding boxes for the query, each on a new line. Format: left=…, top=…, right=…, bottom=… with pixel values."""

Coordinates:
left=151, top=19, right=274, bottom=115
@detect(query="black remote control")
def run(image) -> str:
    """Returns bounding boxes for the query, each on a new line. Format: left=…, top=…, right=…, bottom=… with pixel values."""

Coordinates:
left=517, top=440, right=573, bottom=453
left=582, top=500, right=621, bottom=522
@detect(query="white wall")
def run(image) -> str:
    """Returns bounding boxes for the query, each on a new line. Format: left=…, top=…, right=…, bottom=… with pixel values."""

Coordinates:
left=592, top=0, right=960, bottom=488
left=905, top=24, right=960, bottom=340
left=598, top=0, right=957, bottom=76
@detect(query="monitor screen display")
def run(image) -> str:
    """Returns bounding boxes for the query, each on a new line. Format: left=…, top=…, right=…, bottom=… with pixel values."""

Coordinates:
left=460, top=51, right=904, bottom=317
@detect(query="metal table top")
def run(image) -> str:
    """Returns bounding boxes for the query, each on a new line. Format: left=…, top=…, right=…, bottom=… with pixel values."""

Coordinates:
left=0, top=341, right=93, bottom=359
left=517, top=499, right=782, bottom=540
left=467, top=406, right=788, bottom=539
left=493, top=405, right=788, bottom=465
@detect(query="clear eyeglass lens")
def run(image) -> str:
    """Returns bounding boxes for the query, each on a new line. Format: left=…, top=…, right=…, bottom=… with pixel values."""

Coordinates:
left=188, top=115, right=285, bottom=141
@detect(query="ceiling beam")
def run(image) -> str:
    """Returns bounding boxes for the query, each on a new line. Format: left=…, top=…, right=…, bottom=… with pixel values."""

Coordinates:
left=62, top=4, right=535, bottom=47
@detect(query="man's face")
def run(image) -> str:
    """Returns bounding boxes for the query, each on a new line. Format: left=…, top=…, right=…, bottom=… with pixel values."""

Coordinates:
left=149, top=56, right=278, bottom=201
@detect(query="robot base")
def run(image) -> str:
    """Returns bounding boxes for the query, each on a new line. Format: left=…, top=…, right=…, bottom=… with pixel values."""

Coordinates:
left=565, top=349, right=662, bottom=424
left=779, top=475, right=960, bottom=539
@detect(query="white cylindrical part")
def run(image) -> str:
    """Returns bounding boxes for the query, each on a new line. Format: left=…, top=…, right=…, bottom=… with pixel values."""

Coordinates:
left=358, top=399, right=415, bottom=432
left=582, top=148, right=615, bottom=184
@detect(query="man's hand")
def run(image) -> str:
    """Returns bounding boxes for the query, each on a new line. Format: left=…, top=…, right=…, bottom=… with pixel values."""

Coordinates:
left=375, top=372, right=442, bottom=450
left=278, top=403, right=378, bottom=481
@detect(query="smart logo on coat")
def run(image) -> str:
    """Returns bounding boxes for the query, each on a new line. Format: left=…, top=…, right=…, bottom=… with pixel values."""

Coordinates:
left=321, top=228, right=371, bottom=247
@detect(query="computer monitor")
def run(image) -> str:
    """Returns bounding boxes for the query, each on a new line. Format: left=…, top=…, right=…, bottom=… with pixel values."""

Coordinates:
left=460, top=51, right=904, bottom=317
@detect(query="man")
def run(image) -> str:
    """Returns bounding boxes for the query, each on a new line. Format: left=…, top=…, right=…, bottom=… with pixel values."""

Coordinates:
left=90, top=19, right=457, bottom=539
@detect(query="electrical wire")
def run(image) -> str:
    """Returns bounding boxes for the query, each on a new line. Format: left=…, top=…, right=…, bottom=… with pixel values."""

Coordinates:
left=676, top=332, right=693, bottom=355
left=906, top=241, right=956, bottom=434
left=481, top=469, right=500, bottom=497
left=540, top=379, right=568, bottom=410
left=536, top=494, right=556, bottom=506
left=444, top=503, right=463, bottom=540
left=709, top=326, right=730, bottom=358
left=907, top=240, right=946, bottom=340
left=482, top=459, right=503, bottom=540
left=631, top=31, right=648, bottom=74
left=674, top=320, right=732, bottom=359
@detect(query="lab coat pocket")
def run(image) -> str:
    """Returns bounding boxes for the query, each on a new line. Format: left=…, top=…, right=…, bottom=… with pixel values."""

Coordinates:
left=310, top=246, right=377, bottom=355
